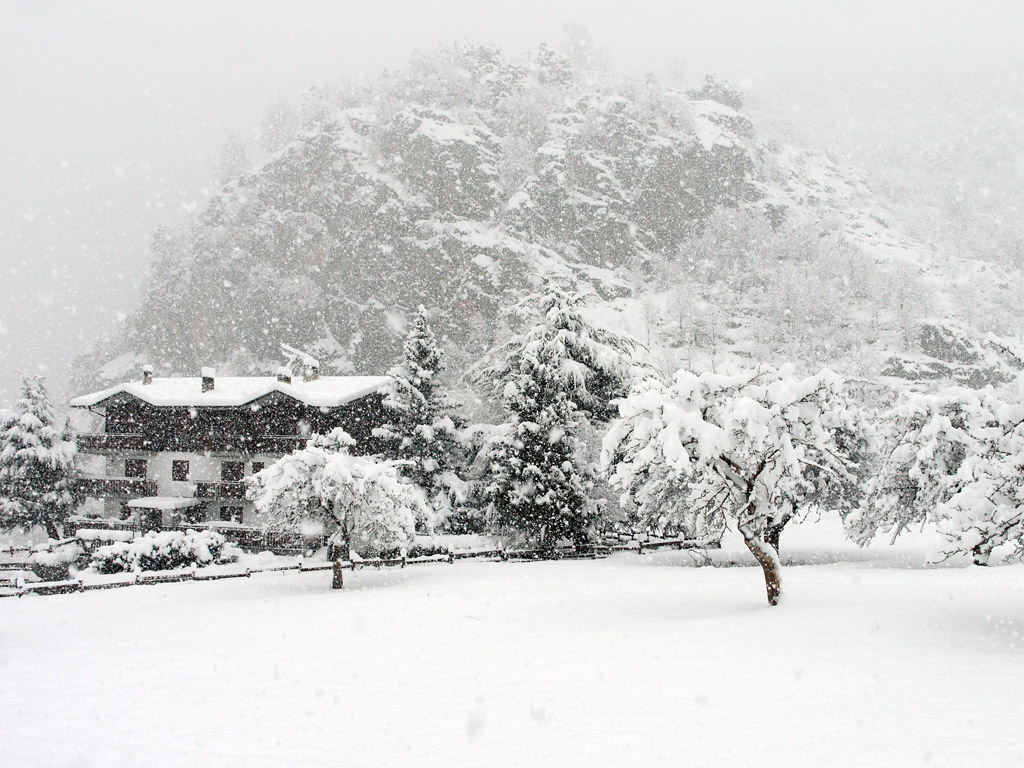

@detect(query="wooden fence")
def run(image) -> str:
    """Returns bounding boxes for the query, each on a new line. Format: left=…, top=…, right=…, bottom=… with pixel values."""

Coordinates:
left=0, top=537, right=716, bottom=600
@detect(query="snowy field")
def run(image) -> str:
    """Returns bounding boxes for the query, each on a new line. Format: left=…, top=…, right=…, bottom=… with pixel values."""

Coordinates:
left=3, top=524, right=1024, bottom=767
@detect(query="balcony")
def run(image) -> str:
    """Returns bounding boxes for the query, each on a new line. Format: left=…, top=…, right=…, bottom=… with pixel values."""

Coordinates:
left=194, top=482, right=247, bottom=500
left=78, top=478, right=159, bottom=498
left=77, top=434, right=150, bottom=453
left=76, top=433, right=310, bottom=455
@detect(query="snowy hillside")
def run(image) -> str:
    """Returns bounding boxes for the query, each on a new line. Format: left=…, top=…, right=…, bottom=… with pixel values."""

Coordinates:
left=73, top=45, right=1023, bottom=392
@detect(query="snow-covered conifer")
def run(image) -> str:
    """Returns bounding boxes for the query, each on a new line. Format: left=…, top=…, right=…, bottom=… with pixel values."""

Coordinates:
left=0, top=376, right=80, bottom=540
left=478, top=285, right=640, bottom=546
left=603, top=365, right=866, bottom=605
left=374, top=306, right=465, bottom=523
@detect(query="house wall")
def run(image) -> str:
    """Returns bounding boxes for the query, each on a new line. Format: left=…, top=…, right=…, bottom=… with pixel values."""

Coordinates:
left=81, top=388, right=390, bottom=528
left=101, top=451, right=284, bottom=526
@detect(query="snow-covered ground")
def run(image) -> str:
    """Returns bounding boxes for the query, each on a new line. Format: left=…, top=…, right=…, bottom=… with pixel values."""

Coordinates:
left=2, top=522, right=1024, bottom=767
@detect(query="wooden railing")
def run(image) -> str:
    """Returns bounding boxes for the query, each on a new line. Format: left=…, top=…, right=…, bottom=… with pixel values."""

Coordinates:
left=77, top=433, right=149, bottom=452
left=76, top=433, right=310, bottom=455
left=78, top=478, right=159, bottom=498
left=194, top=482, right=247, bottom=500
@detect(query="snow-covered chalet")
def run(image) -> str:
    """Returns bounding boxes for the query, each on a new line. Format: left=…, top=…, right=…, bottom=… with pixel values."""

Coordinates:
left=70, top=364, right=391, bottom=529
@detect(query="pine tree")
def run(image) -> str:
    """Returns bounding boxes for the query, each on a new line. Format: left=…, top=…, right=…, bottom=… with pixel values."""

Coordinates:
left=0, top=376, right=80, bottom=540
left=479, top=285, right=638, bottom=546
left=375, top=306, right=464, bottom=522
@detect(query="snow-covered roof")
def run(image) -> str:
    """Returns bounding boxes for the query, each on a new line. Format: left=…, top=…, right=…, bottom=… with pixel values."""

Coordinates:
left=126, top=497, right=203, bottom=510
left=70, top=375, right=391, bottom=409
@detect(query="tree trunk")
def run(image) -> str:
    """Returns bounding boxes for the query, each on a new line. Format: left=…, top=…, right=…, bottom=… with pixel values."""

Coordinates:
left=739, top=524, right=782, bottom=606
left=331, top=534, right=350, bottom=590
left=763, top=517, right=788, bottom=557
left=44, top=519, right=62, bottom=541
left=332, top=558, right=345, bottom=589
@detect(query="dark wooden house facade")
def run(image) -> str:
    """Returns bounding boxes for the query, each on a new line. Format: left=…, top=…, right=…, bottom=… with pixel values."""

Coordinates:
left=71, top=367, right=392, bottom=528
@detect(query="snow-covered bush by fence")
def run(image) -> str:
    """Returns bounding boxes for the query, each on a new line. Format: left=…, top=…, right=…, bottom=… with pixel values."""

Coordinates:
left=89, top=530, right=239, bottom=574
left=28, top=541, right=84, bottom=581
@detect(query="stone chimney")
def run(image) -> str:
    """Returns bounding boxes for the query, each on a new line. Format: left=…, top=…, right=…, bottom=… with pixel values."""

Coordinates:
left=201, top=367, right=215, bottom=393
left=142, top=365, right=154, bottom=386
left=276, top=366, right=292, bottom=384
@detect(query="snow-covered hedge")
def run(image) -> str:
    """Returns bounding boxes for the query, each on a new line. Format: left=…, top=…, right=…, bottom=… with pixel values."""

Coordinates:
left=89, top=530, right=240, bottom=574
left=28, top=542, right=84, bottom=581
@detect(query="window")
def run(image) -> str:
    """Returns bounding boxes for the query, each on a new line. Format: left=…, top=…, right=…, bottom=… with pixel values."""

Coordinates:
left=221, top=461, right=244, bottom=482
left=251, top=461, right=265, bottom=475
left=125, top=459, right=147, bottom=479
left=219, top=506, right=243, bottom=523
left=172, top=460, right=190, bottom=481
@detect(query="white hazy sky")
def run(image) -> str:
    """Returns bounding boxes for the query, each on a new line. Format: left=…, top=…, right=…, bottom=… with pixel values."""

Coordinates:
left=1, top=0, right=1021, bottom=405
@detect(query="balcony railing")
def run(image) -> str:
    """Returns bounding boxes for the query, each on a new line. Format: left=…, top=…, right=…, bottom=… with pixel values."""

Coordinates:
left=78, top=478, right=159, bottom=498
left=77, top=434, right=150, bottom=452
left=76, top=433, right=310, bottom=455
left=194, top=482, right=247, bottom=500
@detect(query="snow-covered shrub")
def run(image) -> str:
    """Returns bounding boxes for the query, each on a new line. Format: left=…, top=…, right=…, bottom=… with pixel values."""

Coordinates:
left=28, top=542, right=84, bottom=581
left=89, top=530, right=239, bottom=574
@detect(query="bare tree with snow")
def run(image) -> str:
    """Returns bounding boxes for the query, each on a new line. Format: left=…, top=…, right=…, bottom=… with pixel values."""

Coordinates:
left=603, top=365, right=867, bottom=605
left=247, top=429, right=428, bottom=587
left=847, top=385, right=1024, bottom=565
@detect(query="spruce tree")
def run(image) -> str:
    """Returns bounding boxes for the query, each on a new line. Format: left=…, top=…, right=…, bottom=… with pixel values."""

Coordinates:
left=375, top=306, right=464, bottom=520
left=0, top=376, right=80, bottom=540
left=479, top=285, right=638, bottom=547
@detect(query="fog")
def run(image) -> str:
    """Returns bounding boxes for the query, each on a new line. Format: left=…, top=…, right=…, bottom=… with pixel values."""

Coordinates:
left=1, top=0, right=1021, bottom=405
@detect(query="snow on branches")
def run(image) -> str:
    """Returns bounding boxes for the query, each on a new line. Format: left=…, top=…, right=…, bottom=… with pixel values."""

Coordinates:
left=374, top=306, right=464, bottom=521
left=476, top=285, right=641, bottom=546
left=847, top=385, right=1024, bottom=564
left=247, top=428, right=428, bottom=560
left=0, top=376, right=80, bottom=540
left=603, top=365, right=866, bottom=605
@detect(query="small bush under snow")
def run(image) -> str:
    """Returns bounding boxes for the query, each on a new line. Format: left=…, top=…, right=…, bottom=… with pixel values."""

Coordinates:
left=28, top=542, right=84, bottom=581
left=89, top=530, right=240, bottom=574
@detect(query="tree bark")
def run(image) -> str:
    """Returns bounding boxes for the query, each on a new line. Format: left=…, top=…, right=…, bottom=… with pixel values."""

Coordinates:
left=331, top=534, right=350, bottom=590
left=763, top=518, right=787, bottom=557
left=44, top=519, right=62, bottom=541
left=971, top=544, right=991, bottom=567
left=739, top=524, right=783, bottom=606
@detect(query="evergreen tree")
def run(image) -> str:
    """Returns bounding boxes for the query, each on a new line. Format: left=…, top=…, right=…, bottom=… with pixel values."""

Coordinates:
left=375, top=306, right=464, bottom=521
left=479, top=285, right=638, bottom=546
left=0, top=376, right=80, bottom=540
